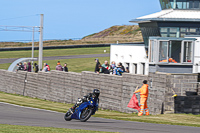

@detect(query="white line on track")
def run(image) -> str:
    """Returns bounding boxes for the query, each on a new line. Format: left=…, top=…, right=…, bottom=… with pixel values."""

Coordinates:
left=0, top=102, right=65, bottom=114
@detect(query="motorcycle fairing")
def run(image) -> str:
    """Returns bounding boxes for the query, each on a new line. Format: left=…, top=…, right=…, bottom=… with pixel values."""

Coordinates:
left=71, top=100, right=94, bottom=119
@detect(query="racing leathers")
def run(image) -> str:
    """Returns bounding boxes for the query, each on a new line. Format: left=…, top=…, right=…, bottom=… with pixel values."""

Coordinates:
left=70, top=93, right=99, bottom=113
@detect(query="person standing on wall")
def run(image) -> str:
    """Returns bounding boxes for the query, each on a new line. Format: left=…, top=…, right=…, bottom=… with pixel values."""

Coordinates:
left=134, top=80, right=149, bottom=116
left=94, top=58, right=100, bottom=73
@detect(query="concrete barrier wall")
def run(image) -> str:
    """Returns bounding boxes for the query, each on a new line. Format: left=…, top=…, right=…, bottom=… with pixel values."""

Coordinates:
left=0, top=69, right=198, bottom=114
left=175, top=96, right=200, bottom=114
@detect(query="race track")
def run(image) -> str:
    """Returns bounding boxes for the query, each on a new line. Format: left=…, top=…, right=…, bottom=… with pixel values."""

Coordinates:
left=0, top=102, right=200, bottom=133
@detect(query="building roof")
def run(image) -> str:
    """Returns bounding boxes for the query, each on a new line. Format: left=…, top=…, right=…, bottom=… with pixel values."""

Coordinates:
left=130, top=9, right=200, bottom=23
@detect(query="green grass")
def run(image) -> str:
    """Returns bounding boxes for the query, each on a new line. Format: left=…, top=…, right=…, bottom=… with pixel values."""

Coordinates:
left=0, top=124, right=114, bottom=133
left=0, top=63, right=11, bottom=70
left=0, top=57, right=110, bottom=72
left=0, top=47, right=110, bottom=59
left=1, top=92, right=200, bottom=127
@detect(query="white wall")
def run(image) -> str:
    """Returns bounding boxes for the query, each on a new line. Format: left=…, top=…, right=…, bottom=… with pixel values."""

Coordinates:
left=193, top=38, right=200, bottom=73
left=110, top=44, right=148, bottom=75
left=185, top=36, right=200, bottom=73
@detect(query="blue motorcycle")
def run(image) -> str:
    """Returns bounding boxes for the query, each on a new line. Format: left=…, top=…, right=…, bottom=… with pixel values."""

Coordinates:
left=64, top=97, right=99, bottom=122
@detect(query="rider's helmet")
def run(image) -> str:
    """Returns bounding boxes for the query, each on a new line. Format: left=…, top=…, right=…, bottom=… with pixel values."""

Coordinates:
left=77, top=98, right=83, bottom=105
left=93, top=89, right=100, bottom=98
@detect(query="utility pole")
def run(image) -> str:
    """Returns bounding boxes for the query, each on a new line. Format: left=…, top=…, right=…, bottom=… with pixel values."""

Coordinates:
left=31, top=27, right=35, bottom=72
left=38, top=14, right=44, bottom=71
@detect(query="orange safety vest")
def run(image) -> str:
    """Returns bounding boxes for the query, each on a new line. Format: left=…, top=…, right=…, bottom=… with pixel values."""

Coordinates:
left=135, top=84, right=149, bottom=98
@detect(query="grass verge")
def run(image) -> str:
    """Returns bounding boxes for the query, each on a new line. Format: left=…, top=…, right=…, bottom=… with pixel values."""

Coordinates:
left=0, top=124, right=114, bottom=133
left=0, top=92, right=200, bottom=127
left=0, top=47, right=110, bottom=59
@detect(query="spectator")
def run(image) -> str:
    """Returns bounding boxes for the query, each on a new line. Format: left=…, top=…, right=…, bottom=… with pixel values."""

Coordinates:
left=56, top=62, right=63, bottom=71
left=23, top=62, right=27, bottom=71
left=119, top=62, right=125, bottom=72
left=18, top=62, right=24, bottom=71
left=42, top=63, right=50, bottom=72
left=98, top=64, right=110, bottom=74
left=46, top=63, right=50, bottom=71
left=63, top=63, right=68, bottom=72
left=94, top=58, right=100, bottom=73
left=114, top=62, right=124, bottom=76
left=16, top=63, right=19, bottom=71
left=110, top=61, right=116, bottom=74
left=42, top=63, right=47, bottom=72
left=33, top=63, right=39, bottom=73
left=27, top=62, right=32, bottom=72
left=102, top=60, right=109, bottom=69
left=106, top=63, right=110, bottom=70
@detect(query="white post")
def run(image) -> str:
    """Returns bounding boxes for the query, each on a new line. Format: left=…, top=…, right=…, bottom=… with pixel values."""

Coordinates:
left=38, top=14, right=44, bottom=71
left=31, top=27, right=35, bottom=72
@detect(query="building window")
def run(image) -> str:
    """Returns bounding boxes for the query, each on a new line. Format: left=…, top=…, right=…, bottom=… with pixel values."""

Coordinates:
left=160, top=27, right=200, bottom=38
left=160, top=28, right=168, bottom=32
left=169, top=41, right=181, bottom=63
left=149, top=40, right=155, bottom=62
left=183, top=41, right=193, bottom=62
left=161, top=0, right=200, bottom=9
left=159, top=41, right=168, bottom=62
left=157, top=40, right=193, bottom=63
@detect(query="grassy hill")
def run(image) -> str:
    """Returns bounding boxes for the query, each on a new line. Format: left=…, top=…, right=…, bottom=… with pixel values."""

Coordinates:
left=0, top=25, right=143, bottom=48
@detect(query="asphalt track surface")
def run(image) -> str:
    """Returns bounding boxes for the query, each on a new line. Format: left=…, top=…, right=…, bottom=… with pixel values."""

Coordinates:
left=0, top=102, right=200, bottom=133
left=0, top=54, right=109, bottom=64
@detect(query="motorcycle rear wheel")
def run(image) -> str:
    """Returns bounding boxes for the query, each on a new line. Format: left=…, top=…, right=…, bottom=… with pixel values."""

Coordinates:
left=80, top=108, right=93, bottom=122
left=64, top=111, right=72, bottom=121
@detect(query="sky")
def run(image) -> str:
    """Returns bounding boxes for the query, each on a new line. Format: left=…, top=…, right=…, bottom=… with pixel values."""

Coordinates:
left=0, top=0, right=161, bottom=42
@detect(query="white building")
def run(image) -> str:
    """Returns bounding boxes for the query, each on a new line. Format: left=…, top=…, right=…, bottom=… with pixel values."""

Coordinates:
left=110, top=0, right=200, bottom=75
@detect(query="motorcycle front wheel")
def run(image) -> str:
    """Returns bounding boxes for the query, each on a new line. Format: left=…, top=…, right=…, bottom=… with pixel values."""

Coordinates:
left=80, top=108, right=93, bottom=122
left=64, top=111, right=72, bottom=121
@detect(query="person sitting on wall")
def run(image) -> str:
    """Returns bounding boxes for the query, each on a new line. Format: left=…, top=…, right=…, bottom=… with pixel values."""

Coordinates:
left=134, top=80, right=149, bottom=116
left=69, top=89, right=100, bottom=113
left=119, top=62, right=125, bottom=72
left=114, top=63, right=124, bottom=76
left=16, top=63, right=20, bottom=71
left=18, top=62, right=24, bottom=71
left=102, top=60, right=109, bottom=69
left=98, top=64, right=110, bottom=74
left=23, top=62, right=27, bottom=71
left=42, top=63, right=50, bottom=72
left=110, top=61, right=116, bottom=74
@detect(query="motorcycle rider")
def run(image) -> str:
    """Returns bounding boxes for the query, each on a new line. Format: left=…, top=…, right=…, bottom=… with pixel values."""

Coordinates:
left=69, top=89, right=100, bottom=113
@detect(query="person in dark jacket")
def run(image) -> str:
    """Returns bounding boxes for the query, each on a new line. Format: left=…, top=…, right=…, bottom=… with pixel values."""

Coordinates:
left=33, top=63, right=39, bottom=73
left=94, top=58, right=100, bottom=73
left=119, top=62, right=125, bottom=72
left=17, top=62, right=24, bottom=71
left=98, top=64, right=110, bottom=74
left=63, top=63, right=68, bottom=72
left=27, top=62, right=31, bottom=72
